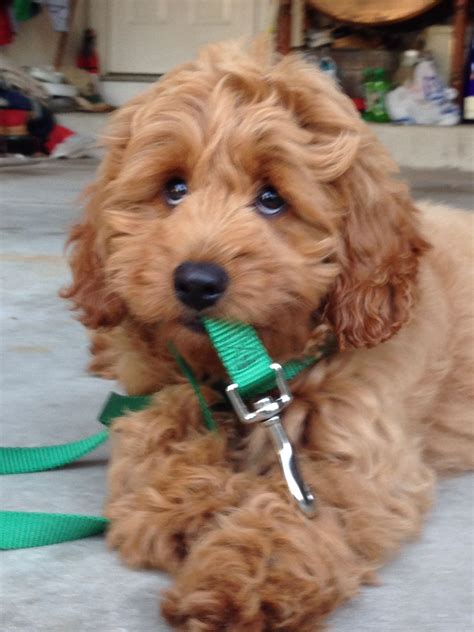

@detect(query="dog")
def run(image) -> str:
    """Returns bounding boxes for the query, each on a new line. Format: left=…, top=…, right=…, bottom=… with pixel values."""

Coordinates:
left=62, top=40, right=474, bottom=631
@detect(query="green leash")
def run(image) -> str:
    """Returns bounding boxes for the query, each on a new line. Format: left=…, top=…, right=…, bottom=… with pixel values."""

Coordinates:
left=0, top=394, right=153, bottom=549
left=0, top=512, right=109, bottom=550
left=0, top=431, right=109, bottom=476
left=0, top=393, right=151, bottom=476
left=167, top=342, right=218, bottom=432
left=203, top=318, right=315, bottom=398
left=0, top=318, right=316, bottom=549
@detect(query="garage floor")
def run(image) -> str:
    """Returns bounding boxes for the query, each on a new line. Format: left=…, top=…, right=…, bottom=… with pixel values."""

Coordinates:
left=1, top=160, right=473, bottom=632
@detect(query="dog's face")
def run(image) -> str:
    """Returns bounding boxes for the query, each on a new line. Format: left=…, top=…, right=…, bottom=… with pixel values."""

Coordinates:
left=64, top=42, right=427, bottom=358
left=102, top=66, right=343, bottom=336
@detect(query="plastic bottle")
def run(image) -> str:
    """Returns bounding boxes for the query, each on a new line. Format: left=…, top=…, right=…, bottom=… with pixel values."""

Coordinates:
left=395, top=50, right=420, bottom=87
left=363, top=68, right=391, bottom=122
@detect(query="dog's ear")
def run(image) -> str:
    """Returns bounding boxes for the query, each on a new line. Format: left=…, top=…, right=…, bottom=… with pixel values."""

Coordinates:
left=271, top=57, right=429, bottom=349
left=61, top=218, right=126, bottom=329
left=325, top=174, right=429, bottom=349
left=60, top=93, right=151, bottom=329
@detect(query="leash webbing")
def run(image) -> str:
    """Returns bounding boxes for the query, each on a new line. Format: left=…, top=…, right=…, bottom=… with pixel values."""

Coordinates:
left=0, top=393, right=151, bottom=548
left=0, top=431, right=109, bottom=476
left=98, top=392, right=153, bottom=426
left=167, top=343, right=218, bottom=432
left=203, top=317, right=315, bottom=398
left=0, top=512, right=109, bottom=550
left=1, top=319, right=317, bottom=549
left=0, top=393, right=152, bottom=476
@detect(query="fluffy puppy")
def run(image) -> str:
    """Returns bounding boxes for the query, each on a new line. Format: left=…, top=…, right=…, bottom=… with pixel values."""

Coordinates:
left=62, top=40, right=474, bottom=631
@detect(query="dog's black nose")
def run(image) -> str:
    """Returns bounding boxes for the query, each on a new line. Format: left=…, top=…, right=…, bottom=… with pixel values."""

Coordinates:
left=173, top=262, right=229, bottom=311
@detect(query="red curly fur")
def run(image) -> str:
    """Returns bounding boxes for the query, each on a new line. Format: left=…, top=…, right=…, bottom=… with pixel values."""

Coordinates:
left=61, top=222, right=126, bottom=329
left=62, top=40, right=473, bottom=631
left=326, top=183, right=429, bottom=349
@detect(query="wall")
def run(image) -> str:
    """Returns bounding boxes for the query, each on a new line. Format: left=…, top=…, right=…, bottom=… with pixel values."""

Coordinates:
left=4, top=0, right=302, bottom=76
left=4, top=0, right=87, bottom=69
left=90, top=0, right=280, bottom=76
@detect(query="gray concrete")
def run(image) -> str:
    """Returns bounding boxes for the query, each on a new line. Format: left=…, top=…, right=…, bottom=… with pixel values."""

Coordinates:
left=1, top=161, right=473, bottom=632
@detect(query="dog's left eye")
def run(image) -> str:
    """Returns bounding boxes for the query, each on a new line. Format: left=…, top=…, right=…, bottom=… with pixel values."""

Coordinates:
left=164, top=177, right=188, bottom=206
left=255, top=186, right=286, bottom=216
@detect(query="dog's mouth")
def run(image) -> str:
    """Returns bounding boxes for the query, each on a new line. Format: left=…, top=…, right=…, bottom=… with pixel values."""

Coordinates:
left=180, top=315, right=207, bottom=334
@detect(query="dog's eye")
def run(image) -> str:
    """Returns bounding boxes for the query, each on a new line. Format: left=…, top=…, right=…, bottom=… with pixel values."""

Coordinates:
left=255, top=186, right=286, bottom=217
left=164, top=177, right=188, bottom=206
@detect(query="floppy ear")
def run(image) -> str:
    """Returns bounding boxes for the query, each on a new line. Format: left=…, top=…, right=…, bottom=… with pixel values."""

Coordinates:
left=61, top=218, right=126, bottom=329
left=324, top=165, right=429, bottom=349
left=272, top=56, right=429, bottom=350
left=60, top=92, right=151, bottom=329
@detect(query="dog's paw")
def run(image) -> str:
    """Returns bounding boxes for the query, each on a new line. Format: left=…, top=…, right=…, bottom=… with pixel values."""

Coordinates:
left=161, top=578, right=326, bottom=632
left=159, top=498, right=366, bottom=631
left=162, top=584, right=255, bottom=632
left=160, top=540, right=331, bottom=632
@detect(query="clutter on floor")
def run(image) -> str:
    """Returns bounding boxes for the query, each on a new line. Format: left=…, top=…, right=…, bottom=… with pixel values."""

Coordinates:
left=1, top=2, right=113, bottom=160
left=0, top=54, right=102, bottom=161
left=28, top=63, right=113, bottom=114
left=300, top=0, right=473, bottom=125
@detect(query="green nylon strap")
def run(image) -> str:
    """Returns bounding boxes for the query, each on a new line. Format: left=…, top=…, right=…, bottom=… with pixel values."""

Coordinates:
left=99, top=392, right=152, bottom=427
left=167, top=343, right=218, bottom=432
left=0, top=389, right=202, bottom=547
left=0, top=431, right=109, bottom=476
left=0, top=512, right=109, bottom=550
left=0, top=394, right=151, bottom=548
left=203, top=317, right=315, bottom=399
left=0, top=393, right=152, bottom=476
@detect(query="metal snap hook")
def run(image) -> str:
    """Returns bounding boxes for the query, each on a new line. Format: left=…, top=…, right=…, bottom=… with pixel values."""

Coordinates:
left=226, top=363, right=316, bottom=517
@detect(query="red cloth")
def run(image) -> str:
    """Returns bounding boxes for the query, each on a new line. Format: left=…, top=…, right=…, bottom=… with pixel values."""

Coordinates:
left=44, top=124, right=75, bottom=153
left=0, top=5, right=14, bottom=45
left=0, top=109, right=29, bottom=127
left=77, top=52, right=99, bottom=74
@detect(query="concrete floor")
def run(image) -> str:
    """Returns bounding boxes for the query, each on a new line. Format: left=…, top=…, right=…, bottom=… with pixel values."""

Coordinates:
left=1, top=160, right=473, bottom=632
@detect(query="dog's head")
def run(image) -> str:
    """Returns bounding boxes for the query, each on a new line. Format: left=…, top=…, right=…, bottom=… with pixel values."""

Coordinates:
left=63, top=41, right=428, bottom=357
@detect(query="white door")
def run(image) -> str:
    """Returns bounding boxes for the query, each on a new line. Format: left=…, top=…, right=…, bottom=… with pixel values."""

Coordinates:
left=104, top=0, right=265, bottom=74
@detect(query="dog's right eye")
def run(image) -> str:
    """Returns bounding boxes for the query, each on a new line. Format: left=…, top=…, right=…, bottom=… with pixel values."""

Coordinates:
left=255, top=186, right=286, bottom=217
left=163, top=177, right=188, bottom=206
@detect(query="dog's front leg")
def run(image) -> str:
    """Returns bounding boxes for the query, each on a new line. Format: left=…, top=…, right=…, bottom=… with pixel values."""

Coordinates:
left=105, top=383, right=257, bottom=573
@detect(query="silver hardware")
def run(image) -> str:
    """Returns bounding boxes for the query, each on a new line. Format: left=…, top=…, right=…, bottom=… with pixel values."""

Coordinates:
left=226, top=363, right=316, bottom=517
left=226, top=363, right=292, bottom=424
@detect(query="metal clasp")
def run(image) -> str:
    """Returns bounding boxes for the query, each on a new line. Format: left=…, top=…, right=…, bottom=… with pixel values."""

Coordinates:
left=226, top=363, right=292, bottom=424
left=226, top=363, right=316, bottom=518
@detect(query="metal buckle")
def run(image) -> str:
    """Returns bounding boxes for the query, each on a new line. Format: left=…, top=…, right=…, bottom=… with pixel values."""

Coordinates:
left=226, top=363, right=316, bottom=518
left=226, top=363, right=292, bottom=424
